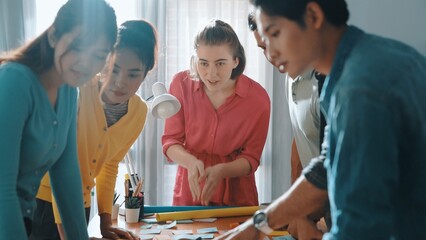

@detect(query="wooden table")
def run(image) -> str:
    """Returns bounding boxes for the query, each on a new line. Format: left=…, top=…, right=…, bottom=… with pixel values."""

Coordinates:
left=88, top=213, right=250, bottom=239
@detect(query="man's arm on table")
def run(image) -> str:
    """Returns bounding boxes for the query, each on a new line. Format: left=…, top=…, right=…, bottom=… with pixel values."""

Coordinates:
left=215, top=154, right=328, bottom=240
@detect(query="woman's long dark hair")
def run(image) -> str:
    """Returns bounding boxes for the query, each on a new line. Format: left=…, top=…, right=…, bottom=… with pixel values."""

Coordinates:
left=115, top=19, right=158, bottom=76
left=100, top=19, right=159, bottom=102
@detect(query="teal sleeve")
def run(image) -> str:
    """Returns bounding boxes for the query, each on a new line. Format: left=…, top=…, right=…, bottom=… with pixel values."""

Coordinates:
left=50, top=96, right=89, bottom=239
left=323, top=89, right=398, bottom=239
left=0, top=67, right=32, bottom=239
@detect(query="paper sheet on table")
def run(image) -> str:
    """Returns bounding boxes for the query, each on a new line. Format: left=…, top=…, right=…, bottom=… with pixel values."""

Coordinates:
left=141, top=218, right=160, bottom=224
left=172, top=233, right=214, bottom=240
left=193, top=218, right=217, bottom=223
left=172, top=230, right=193, bottom=235
left=140, top=228, right=162, bottom=234
left=140, top=224, right=152, bottom=229
left=196, top=227, right=218, bottom=233
left=156, top=220, right=177, bottom=229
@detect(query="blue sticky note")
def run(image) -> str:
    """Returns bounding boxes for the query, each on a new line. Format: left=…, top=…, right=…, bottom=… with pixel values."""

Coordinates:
left=196, top=227, right=218, bottom=234
left=141, top=218, right=159, bottom=224
left=140, top=224, right=152, bottom=229
left=172, top=234, right=214, bottom=240
left=140, top=228, right=161, bottom=234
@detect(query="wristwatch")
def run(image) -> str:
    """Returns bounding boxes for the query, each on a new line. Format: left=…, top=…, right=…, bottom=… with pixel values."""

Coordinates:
left=253, top=210, right=273, bottom=234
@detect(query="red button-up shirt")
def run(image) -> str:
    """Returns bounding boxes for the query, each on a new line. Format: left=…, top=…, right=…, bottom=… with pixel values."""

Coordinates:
left=162, top=71, right=270, bottom=206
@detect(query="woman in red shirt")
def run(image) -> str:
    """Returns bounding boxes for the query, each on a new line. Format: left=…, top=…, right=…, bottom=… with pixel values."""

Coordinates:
left=162, top=19, right=271, bottom=206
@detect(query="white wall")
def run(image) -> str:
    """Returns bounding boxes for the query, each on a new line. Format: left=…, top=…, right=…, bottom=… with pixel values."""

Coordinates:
left=347, top=0, right=426, bottom=55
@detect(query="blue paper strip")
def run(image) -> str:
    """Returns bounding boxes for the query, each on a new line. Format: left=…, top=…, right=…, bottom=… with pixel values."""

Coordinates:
left=143, top=206, right=233, bottom=214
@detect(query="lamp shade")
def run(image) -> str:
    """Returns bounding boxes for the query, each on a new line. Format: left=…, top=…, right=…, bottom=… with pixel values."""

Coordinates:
left=150, top=82, right=181, bottom=119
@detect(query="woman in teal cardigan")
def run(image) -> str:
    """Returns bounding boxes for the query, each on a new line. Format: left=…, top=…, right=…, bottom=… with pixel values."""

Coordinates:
left=0, top=0, right=117, bottom=239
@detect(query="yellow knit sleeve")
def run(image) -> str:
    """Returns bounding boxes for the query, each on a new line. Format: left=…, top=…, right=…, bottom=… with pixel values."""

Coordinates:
left=97, top=98, right=147, bottom=215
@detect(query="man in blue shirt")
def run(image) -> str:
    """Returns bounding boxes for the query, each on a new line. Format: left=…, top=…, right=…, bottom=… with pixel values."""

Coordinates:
left=254, top=0, right=426, bottom=239
left=217, top=0, right=426, bottom=239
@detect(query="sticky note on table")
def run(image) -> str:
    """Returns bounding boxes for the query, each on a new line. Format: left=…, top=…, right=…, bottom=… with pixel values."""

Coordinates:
left=172, top=234, right=214, bottom=240
left=193, top=218, right=217, bottom=223
left=196, top=227, right=218, bottom=234
left=141, top=218, right=159, bottom=224
left=140, top=228, right=162, bottom=234
left=140, top=224, right=152, bottom=229
left=156, top=220, right=177, bottom=229
left=172, top=230, right=193, bottom=235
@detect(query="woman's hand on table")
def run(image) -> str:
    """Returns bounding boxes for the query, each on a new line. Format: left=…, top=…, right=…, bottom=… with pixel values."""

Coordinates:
left=187, top=158, right=205, bottom=202
left=99, top=213, right=140, bottom=240
left=200, top=164, right=224, bottom=206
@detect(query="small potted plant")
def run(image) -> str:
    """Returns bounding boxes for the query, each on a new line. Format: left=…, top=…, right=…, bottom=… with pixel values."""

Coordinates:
left=125, top=196, right=142, bottom=223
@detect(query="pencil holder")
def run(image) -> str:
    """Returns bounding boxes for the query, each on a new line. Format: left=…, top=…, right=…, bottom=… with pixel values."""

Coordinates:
left=138, top=193, right=145, bottom=220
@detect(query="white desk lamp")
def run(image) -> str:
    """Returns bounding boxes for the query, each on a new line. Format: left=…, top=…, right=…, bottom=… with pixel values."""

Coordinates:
left=125, top=82, right=180, bottom=190
left=150, top=82, right=181, bottom=119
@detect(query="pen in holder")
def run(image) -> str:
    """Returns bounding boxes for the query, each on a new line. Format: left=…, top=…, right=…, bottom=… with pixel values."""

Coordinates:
left=132, top=181, right=144, bottom=220
left=124, top=153, right=139, bottom=193
left=124, top=153, right=145, bottom=221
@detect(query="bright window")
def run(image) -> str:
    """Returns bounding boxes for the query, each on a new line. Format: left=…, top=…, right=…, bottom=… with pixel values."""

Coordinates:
left=35, top=0, right=137, bottom=35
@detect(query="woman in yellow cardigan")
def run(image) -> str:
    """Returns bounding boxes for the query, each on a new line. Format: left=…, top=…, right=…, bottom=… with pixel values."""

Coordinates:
left=31, top=20, right=158, bottom=240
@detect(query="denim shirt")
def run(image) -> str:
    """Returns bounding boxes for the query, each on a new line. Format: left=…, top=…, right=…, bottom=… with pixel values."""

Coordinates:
left=322, top=26, right=426, bottom=239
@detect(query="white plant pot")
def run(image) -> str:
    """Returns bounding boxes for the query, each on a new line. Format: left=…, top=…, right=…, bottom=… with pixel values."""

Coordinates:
left=125, top=208, right=140, bottom=223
